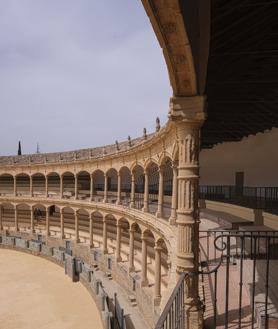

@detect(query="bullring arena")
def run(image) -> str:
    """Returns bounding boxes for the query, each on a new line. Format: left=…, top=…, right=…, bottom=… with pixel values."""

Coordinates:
left=2, top=1, right=278, bottom=329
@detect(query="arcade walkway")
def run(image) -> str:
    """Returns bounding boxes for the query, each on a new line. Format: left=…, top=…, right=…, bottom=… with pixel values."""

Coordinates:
left=0, top=249, right=102, bottom=329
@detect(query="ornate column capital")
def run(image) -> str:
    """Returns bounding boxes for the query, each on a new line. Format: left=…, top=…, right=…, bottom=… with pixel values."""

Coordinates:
left=168, top=96, right=206, bottom=124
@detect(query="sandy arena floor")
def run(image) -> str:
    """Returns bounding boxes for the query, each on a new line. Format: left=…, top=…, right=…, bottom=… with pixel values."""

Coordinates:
left=0, top=249, right=102, bottom=329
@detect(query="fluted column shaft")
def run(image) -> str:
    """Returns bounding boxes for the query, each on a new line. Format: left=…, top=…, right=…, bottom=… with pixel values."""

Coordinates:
left=169, top=164, right=178, bottom=225
left=103, top=174, right=108, bottom=203
left=130, top=174, right=135, bottom=208
left=156, top=167, right=164, bottom=218
left=115, top=223, right=122, bottom=262
left=143, top=171, right=149, bottom=212
left=116, top=174, right=121, bottom=205
left=103, top=218, right=108, bottom=254
left=141, top=235, right=149, bottom=287
left=129, top=227, right=135, bottom=272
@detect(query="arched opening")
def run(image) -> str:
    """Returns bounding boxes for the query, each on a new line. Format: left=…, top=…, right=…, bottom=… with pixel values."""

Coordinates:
left=105, top=214, right=117, bottom=253
left=142, top=229, right=156, bottom=285
left=47, top=172, right=60, bottom=198
left=62, top=207, right=75, bottom=238
left=48, top=204, right=61, bottom=236
left=132, top=165, right=144, bottom=209
left=118, top=218, right=130, bottom=262
left=106, top=168, right=118, bottom=203
left=131, top=222, right=142, bottom=272
left=32, top=204, right=46, bottom=233
left=32, top=173, right=46, bottom=197
left=91, top=211, right=103, bottom=248
left=119, top=167, right=131, bottom=206
left=77, top=171, right=90, bottom=200
left=0, top=174, right=14, bottom=196
left=92, top=170, right=105, bottom=202
left=146, top=162, right=159, bottom=214
left=16, top=174, right=30, bottom=196
left=77, top=208, right=90, bottom=242
left=62, top=172, right=75, bottom=199
left=1, top=203, right=14, bottom=229
left=17, top=203, right=31, bottom=231
left=158, top=239, right=169, bottom=291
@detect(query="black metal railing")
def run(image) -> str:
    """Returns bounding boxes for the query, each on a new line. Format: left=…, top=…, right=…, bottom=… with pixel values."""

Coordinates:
left=200, top=185, right=278, bottom=214
left=155, top=272, right=187, bottom=329
left=199, top=230, right=278, bottom=329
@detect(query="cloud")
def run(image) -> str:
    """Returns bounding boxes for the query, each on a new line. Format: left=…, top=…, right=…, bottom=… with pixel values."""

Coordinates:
left=0, top=0, right=171, bottom=155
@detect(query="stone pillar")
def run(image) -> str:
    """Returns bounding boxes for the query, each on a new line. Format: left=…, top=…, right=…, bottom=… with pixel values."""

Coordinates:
left=141, top=233, right=149, bottom=287
left=14, top=176, right=17, bottom=196
left=143, top=171, right=149, bottom=212
left=156, top=166, right=164, bottom=218
left=30, top=207, right=34, bottom=233
left=115, top=222, right=122, bottom=262
left=74, top=174, right=78, bottom=200
left=169, top=163, right=178, bottom=225
left=169, top=96, right=206, bottom=329
left=89, top=213, right=94, bottom=248
left=14, top=206, right=18, bottom=232
left=102, top=217, right=108, bottom=254
left=154, top=242, right=162, bottom=302
left=30, top=176, right=33, bottom=197
left=60, top=175, right=63, bottom=198
left=60, top=210, right=65, bottom=239
left=75, top=210, right=79, bottom=243
left=130, top=174, right=135, bottom=208
left=45, top=175, right=48, bottom=198
left=90, top=174, right=94, bottom=202
left=116, top=173, right=121, bottom=205
left=0, top=205, right=3, bottom=231
left=103, top=174, right=108, bottom=203
left=128, top=226, right=135, bottom=272
left=46, top=208, right=50, bottom=236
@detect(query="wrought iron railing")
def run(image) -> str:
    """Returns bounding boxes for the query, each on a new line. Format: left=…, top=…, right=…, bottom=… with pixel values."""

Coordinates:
left=200, top=185, right=278, bottom=214
left=155, top=272, right=187, bottom=329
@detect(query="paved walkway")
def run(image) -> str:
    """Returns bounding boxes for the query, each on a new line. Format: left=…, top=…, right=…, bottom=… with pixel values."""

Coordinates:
left=0, top=249, right=102, bottom=329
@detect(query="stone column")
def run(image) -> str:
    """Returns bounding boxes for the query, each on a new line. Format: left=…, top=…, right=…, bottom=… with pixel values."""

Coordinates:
left=130, top=174, right=135, bottom=208
left=89, top=213, right=94, bottom=248
left=60, top=175, right=63, bottom=198
left=154, top=242, right=162, bottom=302
left=128, top=226, right=135, bottom=272
left=169, top=96, right=206, bottom=328
left=30, top=176, right=33, bottom=197
left=115, top=222, right=122, bottom=262
left=90, top=174, right=94, bottom=202
left=14, top=206, right=18, bottom=232
left=14, top=176, right=17, bottom=196
left=45, top=175, right=48, bottom=198
left=141, top=233, right=149, bottom=287
left=0, top=205, right=3, bottom=231
left=169, top=163, right=178, bottom=225
left=75, top=210, right=79, bottom=243
left=156, top=166, right=164, bottom=218
left=30, top=206, right=34, bottom=233
left=60, top=210, right=65, bottom=239
left=143, top=171, right=149, bottom=212
left=102, top=217, right=108, bottom=254
left=103, top=174, right=108, bottom=203
left=46, top=208, right=50, bottom=236
left=116, top=173, right=121, bottom=205
left=74, top=174, right=78, bottom=200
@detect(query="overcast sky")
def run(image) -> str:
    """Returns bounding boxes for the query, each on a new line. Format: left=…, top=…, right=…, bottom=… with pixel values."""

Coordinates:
left=0, top=0, right=171, bottom=155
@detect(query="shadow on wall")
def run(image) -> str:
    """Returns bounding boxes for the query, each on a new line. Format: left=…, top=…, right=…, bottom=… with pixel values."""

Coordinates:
left=200, top=128, right=278, bottom=186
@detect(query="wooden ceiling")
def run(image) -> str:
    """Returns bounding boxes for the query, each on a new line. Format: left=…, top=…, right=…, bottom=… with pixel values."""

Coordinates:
left=200, top=0, right=278, bottom=148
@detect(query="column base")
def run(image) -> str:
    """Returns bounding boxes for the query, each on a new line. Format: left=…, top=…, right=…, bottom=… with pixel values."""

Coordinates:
left=103, top=248, right=108, bottom=255
left=142, top=207, right=149, bottom=213
left=116, top=200, right=121, bottom=206
left=89, top=243, right=94, bottom=249
left=130, top=202, right=135, bottom=208
left=141, top=279, right=149, bottom=287
left=169, top=216, right=177, bottom=225
left=128, top=266, right=135, bottom=273
left=155, top=211, right=162, bottom=218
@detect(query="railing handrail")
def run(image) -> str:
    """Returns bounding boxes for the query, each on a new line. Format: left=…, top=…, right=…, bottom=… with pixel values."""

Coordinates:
left=155, top=272, right=187, bottom=329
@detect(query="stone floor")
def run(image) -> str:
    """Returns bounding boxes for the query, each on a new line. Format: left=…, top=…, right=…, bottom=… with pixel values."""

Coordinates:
left=0, top=249, right=103, bottom=329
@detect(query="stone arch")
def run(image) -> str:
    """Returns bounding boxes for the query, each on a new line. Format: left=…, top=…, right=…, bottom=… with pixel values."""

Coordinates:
left=47, top=172, right=60, bottom=198
left=0, top=174, right=14, bottom=195
left=16, top=203, right=31, bottom=231
left=16, top=173, right=30, bottom=196
left=0, top=202, right=14, bottom=229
